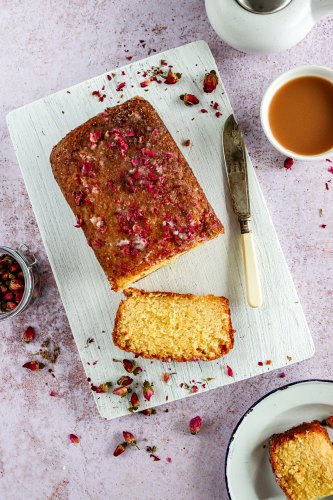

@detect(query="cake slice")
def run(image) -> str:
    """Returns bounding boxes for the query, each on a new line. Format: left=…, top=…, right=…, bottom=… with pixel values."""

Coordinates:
left=270, top=420, right=333, bottom=500
left=50, top=96, right=223, bottom=291
left=112, top=288, right=235, bottom=361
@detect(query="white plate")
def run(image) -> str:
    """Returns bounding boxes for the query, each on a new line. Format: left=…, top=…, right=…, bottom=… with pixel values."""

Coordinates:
left=7, top=40, right=314, bottom=419
left=225, top=379, right=333, bottom=500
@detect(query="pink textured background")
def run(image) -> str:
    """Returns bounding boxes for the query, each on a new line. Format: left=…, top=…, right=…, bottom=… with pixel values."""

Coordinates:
left=1, top=1, right=333, bottom=499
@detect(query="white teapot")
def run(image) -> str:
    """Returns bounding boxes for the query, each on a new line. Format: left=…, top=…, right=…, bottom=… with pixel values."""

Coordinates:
left=205, top=0, right=333, bottom=54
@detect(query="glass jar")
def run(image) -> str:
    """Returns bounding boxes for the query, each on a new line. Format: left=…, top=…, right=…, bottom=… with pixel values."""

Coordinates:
left=0, top=244, right=41, bottom=321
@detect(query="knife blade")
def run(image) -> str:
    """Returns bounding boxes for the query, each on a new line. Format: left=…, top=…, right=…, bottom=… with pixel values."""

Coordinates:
left=223, top=114, right=263, bottom=308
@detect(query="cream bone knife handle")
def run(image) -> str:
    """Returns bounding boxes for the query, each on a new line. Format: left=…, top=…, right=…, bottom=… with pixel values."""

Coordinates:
left=240, top=219, right=263, bottom=308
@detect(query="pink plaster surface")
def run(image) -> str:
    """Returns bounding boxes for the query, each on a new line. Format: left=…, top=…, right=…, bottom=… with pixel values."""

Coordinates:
left=1, top=1, right=333, bottom=499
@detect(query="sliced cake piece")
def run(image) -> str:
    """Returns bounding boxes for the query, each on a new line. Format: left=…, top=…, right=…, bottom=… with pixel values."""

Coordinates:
left=50, top=96, right=223, bottom=291
left=270, top=420, right=333, bottom=500
left=112, top=288, right=234, bottom=362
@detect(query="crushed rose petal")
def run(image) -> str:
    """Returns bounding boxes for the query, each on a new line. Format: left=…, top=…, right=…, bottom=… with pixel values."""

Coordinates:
left=284, top=157, right=294, bottom=170
left=74, top=215, right=83, bottom=228
left=279, top=372, right=286, bottom=378
left=183, top=139, right=191, bottom=147
left=189, top=416, right=202, bottom=435
left=162, top=372, right=171, bottom=383
left=69, top=434, right=80, bottom=445
left=321, top=224, right=327, bottom=228
left=140, top=79, right=151, bottom=88
left=166, top=457, right=172, bottom=463
left=203, top=70, right=218, bottom=93
left=215, top=112, right=222, bottom=118
left=150, top=454, right=160, bottom=461
left=328, top=166, right=333, bottom=173
left=50, top=391, right=57, bottom=397
left=116, top=82, right=126, bottom=91
left=325, top=416, right=333, bottom=428
left=200, top=109, right=208, bottom=113
left=23, top=326, right=36, bottom=343
left=191, top=385, right=199, bottom=393
left=226, top=365, right=233, bottom=377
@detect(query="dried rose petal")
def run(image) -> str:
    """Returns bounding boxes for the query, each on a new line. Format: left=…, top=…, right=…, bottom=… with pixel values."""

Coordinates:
left=69, top=434, right=80, bottom=445
left=200, top=109, right=208, bottom=113
left=183, top=139, right=191, bottom=147
left=191, top=385, right=199, bottom=393
left=116, top=82, right=126, bottom=91
left=3, top=292, right=13, bottom=301
left=113, top=442, right=127, bottom=456
left=15, top=291, right=23, bottom=304
left=226, top=365, right=233, bottom=377
left=123, top=431, right=138, bottom=447
left=328, top=166, right=333, bottom=174
left=140, top=408, right=156, bottom=416
left=162, top=372, right=171, bottom=383
left=284, top=157, right=294, bottom=170
left=50, top=391, right=57, bottom=397
left=258, top=361, right=263, bottom=366
left=189, top=416, right=202, bottom=435
left=140, top=79, right=151, bottom=88
left=6, top=301, right=17, bottom=311
left=23, top=326, right=36, bottom=343
left=165, top=69, right=181, bottom=84
left=150, top=454, right=160, bottom=461
left=215, top=112, right=222, bottom=118
left=203, top=70, right=218, bottom=93
left=23, top=361, right=45, bottom=371
left=279, top=372, right=286, bottom=378
left=180, top=93, right=199, bottom=106
left=126, top=56, right=133, bottom=61
left=117, top=375, right=133, bottom=387
left=166, top=457, right=172, bottom=463
left=91, top=382, right=112, bottom=393
left=143, top=380, right=154, bottom=401
left=112, top=386, right=131, bottom=397
left=89, top=130, right=102, bottom=144
left=74, top=215, right=83, bottom=228
left=321, top=224, right=327, bottom=228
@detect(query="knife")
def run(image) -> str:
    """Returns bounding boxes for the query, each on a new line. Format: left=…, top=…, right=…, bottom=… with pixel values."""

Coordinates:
left=222, top=114, right=263, bottom=308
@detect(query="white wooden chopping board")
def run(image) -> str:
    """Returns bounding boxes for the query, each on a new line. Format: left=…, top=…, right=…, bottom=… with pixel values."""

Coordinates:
left=7, top=40, right=314, bottom=419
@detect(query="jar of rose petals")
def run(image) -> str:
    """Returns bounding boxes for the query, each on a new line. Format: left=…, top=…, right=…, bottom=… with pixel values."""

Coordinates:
left=0, top=244, right=41, bottom=321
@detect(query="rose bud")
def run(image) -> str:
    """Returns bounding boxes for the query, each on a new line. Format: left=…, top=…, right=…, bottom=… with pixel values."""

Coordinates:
left=203, top=69, right=218, bottom=93
left=0, top=285, right=7, bottom=294
left=15, top=292, right=24, bottom=303
left=130, top=392, right=140, bottom=409
left=143, top=380, right=154, bottom=401
left=140, top=408, right=156, bottom=416
left=133, top=366, right=142, bottom=375
left=23, top=326, right=36, bottom=343
left=189, top=416, right=202, bottom=435
left=179, top=93, right=200, bottom=106
left=123, top=359, right=136, bottom=373
left=3, top=292, right=13, bottom=301
left=117, top=376, right=133, bottom=387
left=123, top=431, right=138, bottom=448
left=6, top=302, right=17, bottom=311
left=9, top=263, right=20, bottom=273
left=23, top=361, right=46, bottom=371
left=91, top=382, right=112, bottom=393
left=165, top=69, right=182, bottom=85
left=113, top=442, right=127, bottom=457
left=112, top=386, right=131, bottom=397
left=69, top=434, right=80, bottom=445
left=9, top=279, right=24, bottom=291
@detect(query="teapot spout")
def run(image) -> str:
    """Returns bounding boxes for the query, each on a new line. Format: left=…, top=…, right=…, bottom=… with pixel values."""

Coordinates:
left=312, top=0, right=333, bottom=21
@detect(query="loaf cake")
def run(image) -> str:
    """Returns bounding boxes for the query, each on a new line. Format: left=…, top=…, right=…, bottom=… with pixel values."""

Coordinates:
left=269, top=420, right=333, bottom=500
left=112, top=288, right=234, bottom=361
left=50, top=97, right=223, bottom=291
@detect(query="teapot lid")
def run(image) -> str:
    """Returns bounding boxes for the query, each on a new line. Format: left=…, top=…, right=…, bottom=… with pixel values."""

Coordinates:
left=235, top=0, right=293, bottom=14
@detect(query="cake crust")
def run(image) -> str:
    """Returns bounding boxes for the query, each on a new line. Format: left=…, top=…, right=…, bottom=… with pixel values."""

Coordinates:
left=112, top=288, right=235, bottom=362
left=50, top=96, right=223, bottom=291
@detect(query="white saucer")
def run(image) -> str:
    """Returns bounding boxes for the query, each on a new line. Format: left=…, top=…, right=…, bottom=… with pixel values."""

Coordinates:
left=225, top=379, right=333, bottom=500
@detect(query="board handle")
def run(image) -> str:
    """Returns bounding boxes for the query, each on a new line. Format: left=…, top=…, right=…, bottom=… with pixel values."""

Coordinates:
left=241, top=232, right=263, bottom=308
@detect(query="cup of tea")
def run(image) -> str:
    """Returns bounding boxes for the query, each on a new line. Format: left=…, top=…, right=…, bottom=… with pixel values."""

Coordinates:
left=260, top=65, right=333, bottom=161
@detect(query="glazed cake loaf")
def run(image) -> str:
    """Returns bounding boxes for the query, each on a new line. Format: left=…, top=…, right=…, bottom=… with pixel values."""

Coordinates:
left=270, top=420, right=333, bottom=500
left=112, top=288, right=234, bottom=361
left=50, top=96, right=223, bottom=291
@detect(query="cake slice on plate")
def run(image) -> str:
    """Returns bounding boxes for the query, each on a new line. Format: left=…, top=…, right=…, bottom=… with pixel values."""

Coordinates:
left=270, top=420, right=333, bottom=500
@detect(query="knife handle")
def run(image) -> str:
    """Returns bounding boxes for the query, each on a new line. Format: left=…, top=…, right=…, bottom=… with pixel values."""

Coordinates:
left=241, top=232, right=263, bottom=308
